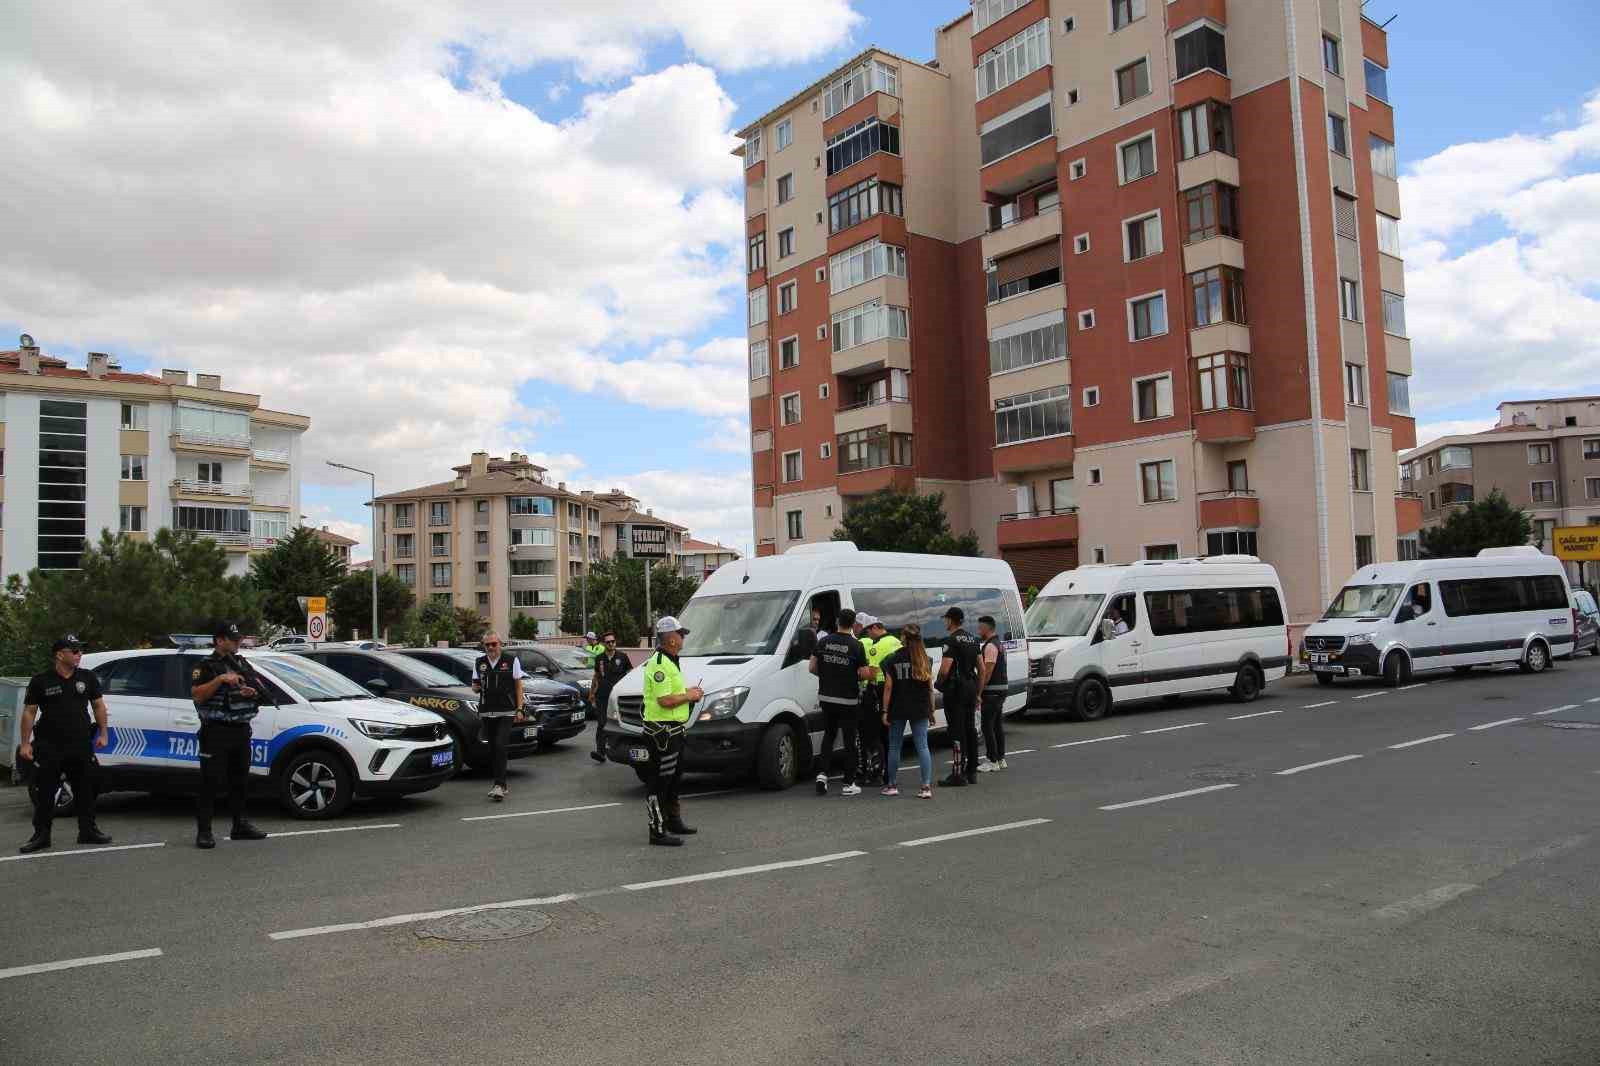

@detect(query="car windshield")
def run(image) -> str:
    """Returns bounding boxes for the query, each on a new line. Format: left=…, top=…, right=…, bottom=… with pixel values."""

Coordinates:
left=251, top=654, right=375, bottom=702
left=375, top=651, right=460, bottom=688
left=1322, top=583, right=1404, bottom=620
left=544, top=646, right=591, bottom=671
left=678, top=591, right=802, bottom=657
left=1024, top=594, right=1106, bottom=637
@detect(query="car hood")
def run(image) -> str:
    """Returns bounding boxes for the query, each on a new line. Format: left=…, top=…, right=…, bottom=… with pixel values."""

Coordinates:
left=1028, top=635, right=1092, bottom=660
left=317, top=697, right=445, bottom=726
left=608, top=654, right=768, bottom=697
left=389, top=685, right=480, bottom=711
left=525, top=677, right=581, bottom=699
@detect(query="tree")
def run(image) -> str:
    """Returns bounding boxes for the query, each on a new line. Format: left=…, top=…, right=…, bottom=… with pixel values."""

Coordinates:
left=328, top=572, right=413, bottom=641
left=454, top=607, right=489, bottom=644
left=507, top=614, right=540, bottom=641
left=831, top=490, right=982, bottom=556
left=1420, top=490, right=1534, bottom=559
left=560, top=557, right=699, bottom=646
left=395, top=599, right=459, bottom=647
left=248, top=526, right=346, bottom=630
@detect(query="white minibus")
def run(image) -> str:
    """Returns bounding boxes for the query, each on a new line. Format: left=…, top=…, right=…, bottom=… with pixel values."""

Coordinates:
left=601, top=543, right=1028, bottom=789
left=1025, top=556, right=1290, bottom=720
left=1300, top=546, right=1575, bottom=686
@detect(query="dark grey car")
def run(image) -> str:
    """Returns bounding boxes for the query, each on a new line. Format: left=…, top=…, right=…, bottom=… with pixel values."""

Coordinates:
left=394, top=647, right=590, bottom=744
left=1571, top=589, right=1599, bottom=657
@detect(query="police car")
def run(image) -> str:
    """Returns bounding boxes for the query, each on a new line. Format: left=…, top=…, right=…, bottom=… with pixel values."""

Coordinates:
left=42, top=648, right=457, bottom=819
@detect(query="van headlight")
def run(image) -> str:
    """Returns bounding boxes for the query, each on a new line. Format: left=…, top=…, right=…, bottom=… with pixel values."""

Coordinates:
left=349, top=718, right=409, bottom=738
left=696, top=686, right=751, bottom=722
left=1346, top=633, right=1374, bottom=646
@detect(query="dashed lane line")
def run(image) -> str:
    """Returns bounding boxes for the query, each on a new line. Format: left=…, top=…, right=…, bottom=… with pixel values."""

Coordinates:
left=1398, top=683, right=1429, bottom=691
left=1302, top=701, right=1337, bottom=709
left=1352, top=691, right=1392, bottom=700
left=1388, top=733, right=1455, bottom=750
left=1007, top=749, right=1038, bottom=755
left=1227, top=709, right=1283, bottom=721
left=0, top=842, right=165, bottom=864
left=270, top=893, right=587, bottom=940
left=1140, top=722, right=1208, bottom=735
left=1373, top=883, right=1477, bottom=921
left=1587, top=697, right=1600, bottom=704
left=264, top=823, right=400, bottom=838
left=1052, top=735, right=1129, bottom=749
left=1469, top=717, right=1524, bottom=731
left=897, top=818, right=1051, bottom=848
left=1275, top=754, right=1364, bottom=776
left=0, top=948, right=163, bottom=981
left=1099, top=784, right=1239, bottom=811
left=1535, top=704, right=1579, bottom=716
left=621, top=850, right=868, bottom=891
left=462, top=803, right=622, bottom=823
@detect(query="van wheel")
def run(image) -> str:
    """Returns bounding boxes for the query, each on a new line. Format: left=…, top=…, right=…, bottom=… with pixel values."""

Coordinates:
left=1520, top=640, right=1550, bottom=674
left=1230, top=664, right=1263, bottom=703
left=756, top=722, right=801, bottom=790
left=1382, top=652, right=1411, bottom=688
left=1071, top=678, right=1111, bottom=722
left=278, top=749, right=353, bottom=820
left=1314, top=673, right=1335, bottom=686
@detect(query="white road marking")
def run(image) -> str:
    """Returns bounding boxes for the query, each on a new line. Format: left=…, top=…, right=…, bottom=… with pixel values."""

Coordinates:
left=1373, top=883, right=1477, bottom=920
left=0, top=842, right=165, bottom=864
left=1007, top=748, right=1037, bottom=755
left=1388, top=733, right=1455, bottom=750
left=1536, top=704, right=1579, bottom=716
left=1140, top=722, right=1207, bottom=734
left=0, top=948, right=163, bottom=981
left=1398, top=683, right=1429, bottom=691
left=270, top=892, right=586, bottom=940
left=1352, top=691, right=1391, bottom=700
left=1058, top=958, right=1268, bottom=1032
left=897, top=818, right=1051, bottom=848
left=1099, top=784, right=1239, bottom=811
left=1588, top=697, right=1600, bottom=704
left=1052, top=734, right=1129, bottom=748
left=1275, top=754, right=1364, bottom=776
left=266, top=823, right=401, bottom=838
left=678, top=788, right=743, bottom=799
left=1302, top=701, right=1337, bottom=709
left=462, top=802, right=621, bottom=823
left=1227, top=709, right=1283, bottom=721
left=1469, top=717, right=1524, bottom=731
left=622, top=851, right=868, bottom=892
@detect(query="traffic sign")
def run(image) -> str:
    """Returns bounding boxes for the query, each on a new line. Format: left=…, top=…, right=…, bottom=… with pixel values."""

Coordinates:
left=1552, top=527, right=1600, bottom=562
left=307, top=596, right=328, bottom=644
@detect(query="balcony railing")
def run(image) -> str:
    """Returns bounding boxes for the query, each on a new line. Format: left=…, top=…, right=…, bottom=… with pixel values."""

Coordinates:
left=837, top=395, right=910, bottom=414
left=1000, top=506, right=1079, bottom=522
left=1195, top=489, right=1257, bottom=501
left=254, top=490, right=290, bottom=507
left=986, top=200, right=1060, bottom=235
left=428, top=515, right=451, bottom=527
left=173, top=478, right=252, bottom=498
left=195, top=531, right=251, bottom=546
left=252, top=447, right=290, bottom=464
left=174, top=429, right=251, bottom=450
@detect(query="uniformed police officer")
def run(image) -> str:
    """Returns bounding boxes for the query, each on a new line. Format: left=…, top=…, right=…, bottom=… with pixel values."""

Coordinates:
left=589, top=632, right=632, bottom=764
left=861, top=615, right=901, bottom=787
left=976, top=614, right=1009, bottom=773
left=190, top=621, right=268, bottom=849
left=17, top=636, right=113, bottom=854
left=640, top=616, right=703, bottom=846
left=936, top=606, right=982, bottom=787
left=472, top=632, right=526, bottom=801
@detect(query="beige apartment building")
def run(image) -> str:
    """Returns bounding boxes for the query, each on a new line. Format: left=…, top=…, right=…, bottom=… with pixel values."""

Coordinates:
left=680, top=539, right=742, bottom=584
left=739, top=0, right=1417, bottom=623
left=1403, top=397, right=1600, bottom=583
left=312, top=525, right=358, bottom=568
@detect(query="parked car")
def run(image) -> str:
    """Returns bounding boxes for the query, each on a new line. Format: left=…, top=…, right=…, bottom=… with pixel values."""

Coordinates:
left=392, top=647, right=589, bottom=745
left=1570, top=588, right=1599, bottom=657
left=270, top=634, right=310, bottom=648
left=294, top=648, right=539, bottom=771
left=502, top=643, right=596, bottom=711
left=36, top=649, right=455, bottom=820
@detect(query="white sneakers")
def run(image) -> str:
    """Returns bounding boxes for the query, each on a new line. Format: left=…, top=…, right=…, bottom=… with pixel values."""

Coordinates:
left=841, top=784, right=862, bottom=796
left=815, top=773, right=828, bottom=796
left=977, top=758, right=1008, bottom=773
left=488, top=784, right=507, bottom=801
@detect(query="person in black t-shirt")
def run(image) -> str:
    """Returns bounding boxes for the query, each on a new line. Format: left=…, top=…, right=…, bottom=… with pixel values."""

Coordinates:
left=880, top=624, right=936, bottom=798
left=809, top=607, right=871, bottom=796
left=590, top=632, right=633, bottom=763
left=18, top=635, right=112, bottom=854
left=936, top=606, right=982, bottom=787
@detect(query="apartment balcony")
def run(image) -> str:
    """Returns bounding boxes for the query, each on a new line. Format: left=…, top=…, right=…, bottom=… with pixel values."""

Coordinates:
left=835, top=397, right=912, bottom=437
left=194, top=531, right=253, bottom=552
left=981, top=203, right=1061, bottom=264
left=250, top=447, right=291, bottom=470
left=1392, top=415, right=1417, bottom=452
left=985, top=283, right=1066, bottom=334
left=1182, top=236, right=1245, bottom=275
left=171, top=479, right=252, bottom=504
left=1198, top=490, right=1260, bottom=530
left=832, top=336, right=911, bottom=378
left=171, top=430, right=252, bottom=457
left=1176, top=151, right=1241, bottom=195
left=1190, top=322, right=1251, bottom=356
left=997, top=508, right=1079, bottom=550
left=1194, top=407, right=1256, bottom=444
left=993, top=434, right=1073, bottom=478
left=838, top=463, right=914, bottom=497
left=980, top=137, right=1056, bottom=201
left=253, top=490, right=291, bottom=510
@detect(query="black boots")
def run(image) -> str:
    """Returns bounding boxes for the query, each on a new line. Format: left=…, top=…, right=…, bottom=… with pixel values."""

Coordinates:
left=649, top=831, right=684, bottom=847
left=76, top=826, right=112, bottom=846
left=196, top=829, right=216, bottom=849
left=665, top=817, right=697, bottom=836
left=231, top=821, right=268, bottom=841
left=19, top=833, right=51, bottom=854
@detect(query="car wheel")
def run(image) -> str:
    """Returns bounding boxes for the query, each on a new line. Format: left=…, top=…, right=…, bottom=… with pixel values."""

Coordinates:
left=1520, top=640, right=1550, bottom=674
left=1315, top=672, right=1335, bottom=686
left=1382, top=651, right=1411, bottom=688
left=1071, top=677, right=1111, bottom=722
left=756, top=721, right=801, bottom=791
left=28, top=778, right=77, bottom=819
left=278, top=749, right=353, bottom=819
left=1230, top=664, right=1263, bottom=702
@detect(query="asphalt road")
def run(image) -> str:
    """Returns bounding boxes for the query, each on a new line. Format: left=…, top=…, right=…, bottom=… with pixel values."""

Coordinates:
left=4, top=659, right=1599, bottom=1065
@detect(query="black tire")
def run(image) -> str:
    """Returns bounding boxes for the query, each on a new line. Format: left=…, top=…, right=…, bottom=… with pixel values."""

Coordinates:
left=1520, top=640, right=1551, bottom=674
left=1382, top=651, right=1411, bottom=688
left=1012, top=705, right=1028, bottom=720
left=1315, top=672, right=1335, bottom=686
left=1230, top=664, right=1263, bottom=702
left=27, top=777, right=77, bottom=819
left=1070, top=677, right=1111, bottom=722
left=756, top=721, right=801, bottom=790
left=1452, top=665, right=1474, bottom=675
left=277, top=748, right=354, bottom=820
left=1591, top=643, right=1599, bottom=658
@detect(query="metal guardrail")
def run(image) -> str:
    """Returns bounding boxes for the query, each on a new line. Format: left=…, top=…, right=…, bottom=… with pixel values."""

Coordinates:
left=1195, top=489, right=1258, bottom=501
left=836, top=396, right=910, bottom=414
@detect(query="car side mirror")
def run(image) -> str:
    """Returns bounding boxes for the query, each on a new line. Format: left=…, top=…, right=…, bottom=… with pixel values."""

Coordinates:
left=1099, top=618, right=1115, bottom=641
left=366, top=678, right=390, bottom=696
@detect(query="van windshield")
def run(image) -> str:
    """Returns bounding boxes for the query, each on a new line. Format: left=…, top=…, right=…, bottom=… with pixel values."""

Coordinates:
left=1322, top=584, right=1404, bottom=620
left=1025, top=594, right=1105, bottom=637
left=678, top=591, right=801, bottom=657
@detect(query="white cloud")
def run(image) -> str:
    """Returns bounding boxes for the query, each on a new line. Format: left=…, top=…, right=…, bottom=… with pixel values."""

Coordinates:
left=1410, top=418, right=1493, bottom=454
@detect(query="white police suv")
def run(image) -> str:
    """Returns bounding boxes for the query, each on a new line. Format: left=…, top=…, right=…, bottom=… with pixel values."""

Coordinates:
left=49, top=648, right=457, bottom=819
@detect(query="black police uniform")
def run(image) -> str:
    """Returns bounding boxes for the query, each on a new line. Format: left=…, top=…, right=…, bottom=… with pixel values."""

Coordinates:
left=24, top=666, right=106, bottom=842
left=812, top=630, right=866, bottom=789
left=473, top=652, right=521, bottom=788
left=939, top=627, right=982, bottom=784
left=980, top=633, right=1009, bottom=765
left=191, top=650, right=264, bottom=839
left=591, top=650, right=632, bottom=758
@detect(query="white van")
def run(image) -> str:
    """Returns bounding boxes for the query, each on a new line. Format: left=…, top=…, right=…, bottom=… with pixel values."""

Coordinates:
left=1300, top=546, right=1575, bottom=686
left=600, top=543, right=1028, bottom=789
left=1025, top=557, right=1290, bottom=720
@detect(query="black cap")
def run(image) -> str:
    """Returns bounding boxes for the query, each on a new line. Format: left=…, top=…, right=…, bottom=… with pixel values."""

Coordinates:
left=51, top=635, right=82, bottom=653
left=213, top=621, right=242, bottom=640
left=943, top=606, right=965, bottom=624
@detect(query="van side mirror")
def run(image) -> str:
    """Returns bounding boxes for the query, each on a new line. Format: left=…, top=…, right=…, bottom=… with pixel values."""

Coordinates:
left=366, top=678, right=390, bottom=696
left=1397, top=605, right=1416, bottom=623
left=1099, top=618, right=1115, bottom=641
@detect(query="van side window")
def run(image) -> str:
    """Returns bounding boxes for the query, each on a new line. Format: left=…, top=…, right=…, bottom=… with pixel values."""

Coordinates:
left=1109, top=594, right=1137, bottom=631
left=1143, top=587, right=1285, bottom=636
left=1439, top=576, right=1568, bottom=617
left=852, top=587, right=1022, bottom=648
left=1405, top=583, right=1432, bottom=616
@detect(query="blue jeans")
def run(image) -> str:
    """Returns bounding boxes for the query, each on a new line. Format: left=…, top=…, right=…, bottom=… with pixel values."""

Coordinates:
left=885, top=718, right=932, bottom=787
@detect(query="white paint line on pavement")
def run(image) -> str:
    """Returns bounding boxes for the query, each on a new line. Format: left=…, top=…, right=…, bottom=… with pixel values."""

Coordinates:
left=1275, top=754, right=1364, bottom=776
left=623, top=851, right=868, bottom=892
left=1536, top=704, right=1579, bottom=716
left=1052, top=734, right=1129, bottom=748
left=1302, top=701, right=1337, bottom=709
left=678, top=789, right=743, bottom=799
left=462, top=802, right=621, bottom=823
left=1008, top=748, right=1038, bottom=755
left=1140, top=722, right=1207, bottom=734
left=0, top=948, right=163, bottom=981
left=1352, top=691, right=1392, bottom=700
left=1059, top=958, right=1268, bottom=1032
left=270, top=892, right=587, bottom=940
left=1099, top=784, right=1239, bottom=811
left=1373, top=883, right=1477, bottom=921
left=1398, top=683, right=1429, bottom=691
left=1469, top=717, right=1524, bottom=731
left=0, top=842, right=165, bottom=864
left=897, top=818, right=1051, bottom=848
left=1588, top=697, right=1600, bottom=704
left=1388, top=733, right=1455, bottom=750
left=1228, top=709, right=1283, bottom=721
left=267, top=823, right=401, bottom=838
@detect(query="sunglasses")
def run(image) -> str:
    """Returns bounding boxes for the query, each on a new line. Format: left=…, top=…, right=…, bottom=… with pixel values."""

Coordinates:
left=484, top=642, right=501, bottom=648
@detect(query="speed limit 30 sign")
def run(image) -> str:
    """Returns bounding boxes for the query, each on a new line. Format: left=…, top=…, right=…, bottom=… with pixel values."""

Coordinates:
left=307, top=596, right=328, bottom=644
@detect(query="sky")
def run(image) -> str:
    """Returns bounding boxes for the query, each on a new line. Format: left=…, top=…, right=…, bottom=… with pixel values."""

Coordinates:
left=1, top=0, right=1597, bottom=561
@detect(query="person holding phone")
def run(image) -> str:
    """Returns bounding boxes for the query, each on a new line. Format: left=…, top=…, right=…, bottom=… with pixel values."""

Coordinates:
left=189, top=621, right=268, bottom=849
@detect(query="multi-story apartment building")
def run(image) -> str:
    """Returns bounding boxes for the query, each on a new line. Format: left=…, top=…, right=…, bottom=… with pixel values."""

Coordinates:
left=740, top=0, right=1416, bottom=624
left=680, top=539, right=741, bottom=584
left=0, top=337, right=308, bottom=579
left=1403, top=397, right=1600, bottom=583
left=312, top=525, right=358, bottom=569
left=590, top=489, right=688, bottom=563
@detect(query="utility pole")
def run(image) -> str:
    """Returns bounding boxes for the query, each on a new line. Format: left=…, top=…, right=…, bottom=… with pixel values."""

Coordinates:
left=327, top=460, right=378, bottom=642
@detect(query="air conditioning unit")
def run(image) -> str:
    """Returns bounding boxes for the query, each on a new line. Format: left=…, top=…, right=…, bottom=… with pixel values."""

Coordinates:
left=508, top=543, right=520, bottom=553
left=983, top=258, right=996, bottom=273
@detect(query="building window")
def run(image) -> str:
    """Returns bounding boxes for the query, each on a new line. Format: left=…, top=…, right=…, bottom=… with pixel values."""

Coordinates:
left=786, top=510, right=803, bottom=539
left=1388, top=372, right=1411, bottom=415
left=1207, top=529, right=1257, bottom=556
left=776, top=119, right=793, bottom=151
left=828, top=238, right=907, bottom=295
left=511, top=558, right=555, bottom=576
left=994, top=385, right=1072, bottom=446
left=1078, top=310, right=1096, bottom=330
left=1351, top=449, right=1371, bottom=491
left=1339, top=278, right=1361, bottom=321
left=1365, top=60, right=1389, bottom=103
left=1428, top=491, right=1437, bottom=510
left=1124, top=212, right=1162, bottom=261
left=1176, top=101, right=1234, bottom=161
left=1531, top=480, right=1557, bottom=504
left=120, top=454, right=147, bottom=481
left=828, top=177, right=903, bottom=234
left=744, top=129, right=761, bottom=168
left=119, top=505, right=146, bottom=532
left=987, top=244, right=1062, bottom=302
left=821, top=59, right=898, bottom=119
left=395, top=533, right=414, bottom=558
left=750, top=340, right=770, bottom=381
left=1397, top=535, right=1419, bottom=561
left=1582, top=438, right=1600, bottom=460
left=1228, top=460, right=1249, bottom=492
left=511, top=589, right=557, bottom=608
left=989, top=313, right=1068, bottom=375
left=973, top=0, right=1029, bottom=31
left=196, top=461, right=222, bottom=484
left=831, top=299, right=909, bottom=352
left=747, top=233, right=765, bottom=273
left=1381, top=291, right=1408, bottom=336
left=1533, top=518, right=1557, bottom=546
left=396, top=564, right=415, bottom=587
left=393, top=503, right=414, bottom=528
left=777, top=173, right=794, bottom=203
left=1194, top=353, right=1251, bottom=411
left=1074, top=233, right=1090, bottom=254
left=431, top=562, right=452, bottom=587
left=1083, top=386, right=1100, bottom=408
left=1370, top=135, right=1397, bottom=179
left=119, top=402, right=149, bottom=430
left=1587, top=477, right=1600, bottom=499
left=777, top=228, right=795, bottom=259
left=1111, top=0, right=1146, bottom=32
left=1115, top=58, right=1151, bottom=106
left=748, top=286, right=768, bottom=326
left=1088, top=467, right=1103, bottom=486
left=1335, top=194, right=1358, bottom=240
left=1189, top=266, right=1246, bottom=327
left=509, top=497, right=554, bottom=516
left=1322, top=34, right=1341, bottom=75
left=477, top=592, right=490, bottom=610
left=431, top=532, right=450, bottom=556
left=1128, top=292, right=1168, bottom=341
left=1345, top=363, right=1366, bottom=406
left=980, top=95, right=1053, bottom=166
left=1528, top=443, right=1553, bottom=465
left=836, top=428, right=913, bottom=473
left=778, top=281, right=797, bottom=315
left=780, top=336, right=800, bottom=370
left=826, top=118, right=900, bottom=177
left=1181, top=182, right=1239, bottom=243
left=975, top=20, right=1052, bottom=102
left=1440, top=446, right=1472, bottom=470
left=1328, top=113, right=1349, bottom=156
left=1118, top=133, right=1156, bottom=183
left=1134, top=373, right=1174, bottom=421
left=1377, top=213, right=1401, bottom=256
left=820, top=441, right=832, bottom=459
left=432, top=593, right=452, bottom=606
left=1069, top=158, right=1086, bottom=181
left=781, top=393, right=802, bottom=425
left=1175, top=25, right=1227, bottom=79
left=1355, top=535, right=1375, bottom=568
left=429, top=501, right=451, bottom=525
left=1140, top=460, right=1178, bottom=503
left=476, top=560, right=490, bottom=577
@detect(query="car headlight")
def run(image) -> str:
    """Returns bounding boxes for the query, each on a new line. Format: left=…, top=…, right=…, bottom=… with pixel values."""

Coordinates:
left=607, top=691, right=621, bottom=721
left=577, top=679, right=592, bottom=691
left=1346, top=633, right=1373, bottom=646
left=696, top=686, right=750, bottom=722
left=349, top=718, right=409, bottom=738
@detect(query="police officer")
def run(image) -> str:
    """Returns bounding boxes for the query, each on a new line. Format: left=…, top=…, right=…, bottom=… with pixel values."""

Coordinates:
left=640, top=616, right=703, bottom=846
left=589, top=631, right=632, bottom=764
left=582, top=632, right=606, bottom=670
left=976, top=614, right=1009, bottom=773
left=190, top=621, right=268, bottom=849
left=472, top=632, right=526, bottom=801
left=809, top=607, right=870, bottom=796
left=936, top=606, right=981, bottom=787
left=17, top=636, right=113, bottom=854
left=861, top=615, right=901, bottom=786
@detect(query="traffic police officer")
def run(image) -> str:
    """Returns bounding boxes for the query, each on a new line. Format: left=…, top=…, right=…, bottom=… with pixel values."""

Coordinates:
left=190, top=621, right=269, bottom=849
left=861, top=615, right=901, bottom=787
left=640, top=616, right=703, bottom=846
left=17, top=636, right=113, bottom=854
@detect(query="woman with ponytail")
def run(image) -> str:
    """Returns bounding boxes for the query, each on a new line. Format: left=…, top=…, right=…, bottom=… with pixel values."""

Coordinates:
left=879, top=623, right=936, bottom=798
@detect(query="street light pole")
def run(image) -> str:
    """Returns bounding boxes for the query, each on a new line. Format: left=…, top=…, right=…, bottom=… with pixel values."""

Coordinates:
left=327, top=460, right=378, bottom=642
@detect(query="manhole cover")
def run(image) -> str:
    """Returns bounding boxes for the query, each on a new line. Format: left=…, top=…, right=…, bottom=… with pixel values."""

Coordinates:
left=1541, top=721, right=1600, bottom=730
left=1190, top=768, right=1254, bottom=783
left=417, top=909, right=552, bottom=942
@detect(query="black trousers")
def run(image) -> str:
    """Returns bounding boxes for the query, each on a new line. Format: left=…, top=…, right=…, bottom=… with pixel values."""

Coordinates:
left=481, top=715, right=514, bottom=786
left=946, top=691, right=979, bottom=778
left=641, top=720, right=687, bottom=835
left=30, top=740, right=99, bottom=836
left=981, top=692, right=1007, bottom=762
left=593, top=689, right=613, bottom=755
left=857, top=686, right=884, bottom=785
left=813, top=702, right=859, bottom=786
left=197, top=721, right=252, bottom=831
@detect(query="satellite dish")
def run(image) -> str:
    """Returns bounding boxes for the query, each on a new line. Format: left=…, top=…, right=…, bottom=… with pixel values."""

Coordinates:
left=19, top=333, right=35, bottom=348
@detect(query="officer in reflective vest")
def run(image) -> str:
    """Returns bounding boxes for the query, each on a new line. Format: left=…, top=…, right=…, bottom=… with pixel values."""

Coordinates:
left=861, top=615, right=901, bottom=786
left=640, top=616, right=703, bottom=846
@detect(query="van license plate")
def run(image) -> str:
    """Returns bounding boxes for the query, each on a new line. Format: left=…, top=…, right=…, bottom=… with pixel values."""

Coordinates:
left=1309, top=653, right=1329, bottom=664
left=570, top=712, right=586, bottom=723
left=628, top=746, right=651, bottom=763
left=431, top=751, right=453, bottom=768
